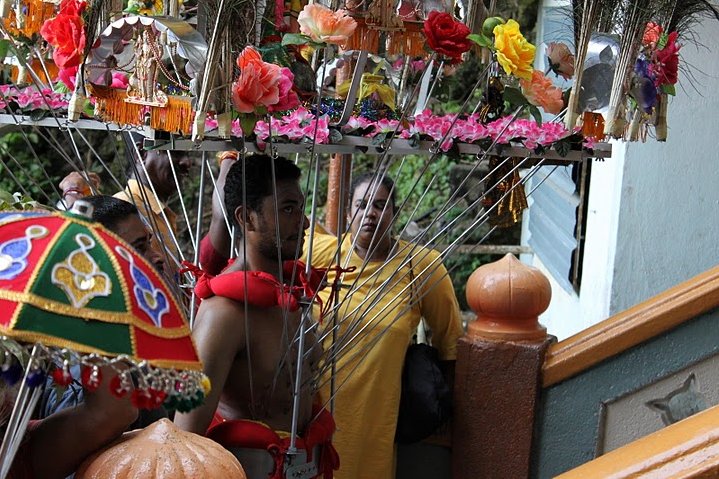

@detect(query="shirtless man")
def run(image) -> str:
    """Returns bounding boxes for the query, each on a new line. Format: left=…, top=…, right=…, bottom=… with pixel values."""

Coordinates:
left=175, top=155, right=336, bottom=479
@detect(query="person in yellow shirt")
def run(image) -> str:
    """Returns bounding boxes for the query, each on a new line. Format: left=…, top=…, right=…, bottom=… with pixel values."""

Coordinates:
left=113, top=133, right=191, bottom=271
left=309, top=172, right=463, bottom=479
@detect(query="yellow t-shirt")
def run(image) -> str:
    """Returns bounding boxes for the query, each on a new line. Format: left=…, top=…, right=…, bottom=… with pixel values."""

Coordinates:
left=308, top=231, right=463, bottom=479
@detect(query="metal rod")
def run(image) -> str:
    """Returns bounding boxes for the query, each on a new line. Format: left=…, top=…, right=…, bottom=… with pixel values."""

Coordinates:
left=288, top=153, right=322, bottom=454
left=189, top=153, right=207, bottom=329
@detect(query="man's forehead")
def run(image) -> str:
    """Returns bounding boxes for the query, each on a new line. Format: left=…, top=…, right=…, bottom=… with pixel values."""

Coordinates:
left=274, top=180, right=304, bottom=201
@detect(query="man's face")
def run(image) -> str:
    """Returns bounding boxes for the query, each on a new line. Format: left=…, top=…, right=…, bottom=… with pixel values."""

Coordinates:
left=112, top=215, right=164, bottom=275
left=348, top=180, right=394, bottom=249
left=253, top=179, right=309, bottom=262
left=143, top=150, right=191, bottom=199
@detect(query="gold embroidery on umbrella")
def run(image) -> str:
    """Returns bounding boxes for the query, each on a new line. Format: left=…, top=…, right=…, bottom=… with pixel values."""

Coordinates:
left=51, top=233, right=111, bottom=308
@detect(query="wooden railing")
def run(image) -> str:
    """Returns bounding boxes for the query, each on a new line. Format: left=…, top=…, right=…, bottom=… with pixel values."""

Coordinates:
left=543, top=265, right=719, bottom=388
left=556, top=403, right=719, bottom=478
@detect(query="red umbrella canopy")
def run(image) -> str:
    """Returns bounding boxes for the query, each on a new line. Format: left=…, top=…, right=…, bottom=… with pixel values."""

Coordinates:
left=0, top=209, right=207, bottom=411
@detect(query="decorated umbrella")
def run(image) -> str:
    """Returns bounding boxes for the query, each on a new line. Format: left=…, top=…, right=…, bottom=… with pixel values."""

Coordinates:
left=0, top=206, right=208, bottom=479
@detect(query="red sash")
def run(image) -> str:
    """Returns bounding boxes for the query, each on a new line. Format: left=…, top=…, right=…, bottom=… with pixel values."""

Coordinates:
left=207, top=407, right=339, bottom=479
left=181, top=260, right=354, bottom=321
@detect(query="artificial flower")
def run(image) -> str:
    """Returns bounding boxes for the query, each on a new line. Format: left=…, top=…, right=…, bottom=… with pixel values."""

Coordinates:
left=110, top=72, right=129, bottom=89
left=493, top=19, right=535, bottom=81
left=58, top=0, right=86, bottom=16
left=126, top=0, right=163, bottom=15
left=57, top=66, right=79, bottom=90
left=423, top=11, right=472, bottom=63
left=232, top=62, right=282, bottom=113
left=520, top=70, right=564, bottom=115
left=268, top=67, right=300, bottom=112
left=631, top=58, right=658, bottom=113
left=232, top=46, right=283, bottom=113
left=40, top=13, right=86, bottom=69
left=297, top=4, right=357, bottom=45
left=15, top=89, right=44, bottom=109
left=643, top=22, right=663, bottom=47
left=654, top=31, right=680, bottom=86
left=236, top=45, right=264, bottom=69
left=342, top=115, right=374, bottom=133
left=546, top=42, right=574, bottom=80
left=254, top=108, right=330, bottom=147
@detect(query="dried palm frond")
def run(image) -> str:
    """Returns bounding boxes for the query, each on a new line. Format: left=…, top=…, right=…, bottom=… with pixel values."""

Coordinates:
left=603, top=0, right=659, bottom=138
left=666, top=0, right=719, bottom=34
left=193, top=0, right=253, bottom=141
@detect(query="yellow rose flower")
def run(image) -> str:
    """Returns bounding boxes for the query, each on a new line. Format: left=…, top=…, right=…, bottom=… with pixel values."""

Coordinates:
left=493, top=19, right=536, bottom=81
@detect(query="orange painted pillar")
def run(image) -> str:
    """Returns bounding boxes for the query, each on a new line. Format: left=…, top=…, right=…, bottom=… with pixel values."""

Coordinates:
left=324, top=154, right=352, bottom=235
left=453, top=254, right=553, bottom=479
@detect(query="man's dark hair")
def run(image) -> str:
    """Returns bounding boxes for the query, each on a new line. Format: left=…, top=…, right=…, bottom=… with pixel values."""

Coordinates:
left=83, top=195, right=139, bottom=232
left=224, top=154, right=302, bottom=228
left=350, top=171, right=397, bottom=209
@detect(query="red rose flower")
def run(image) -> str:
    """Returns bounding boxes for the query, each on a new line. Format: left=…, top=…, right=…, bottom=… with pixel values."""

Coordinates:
left=40, top=13, right=86, bottom=69
left=58, top=0, right=87, bottom=16
left=423, top=11, right=472, bottom=63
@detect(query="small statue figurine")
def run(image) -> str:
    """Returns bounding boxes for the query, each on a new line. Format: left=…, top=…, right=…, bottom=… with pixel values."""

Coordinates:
left=126, top=28, right=168, bottom=107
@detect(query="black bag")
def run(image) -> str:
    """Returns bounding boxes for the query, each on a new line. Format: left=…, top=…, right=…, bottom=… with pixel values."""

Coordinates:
left=395, top=342, right=453, bottom=444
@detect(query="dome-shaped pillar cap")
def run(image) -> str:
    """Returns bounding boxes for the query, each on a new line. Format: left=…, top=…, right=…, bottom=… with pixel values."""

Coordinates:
left=465, top=254, right=551, bottom=341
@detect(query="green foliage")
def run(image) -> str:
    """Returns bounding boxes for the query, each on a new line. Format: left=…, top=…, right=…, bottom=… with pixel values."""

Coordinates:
left=0, top=190, right=39, bottom=211
left=0, top=131, right=54, bottom=201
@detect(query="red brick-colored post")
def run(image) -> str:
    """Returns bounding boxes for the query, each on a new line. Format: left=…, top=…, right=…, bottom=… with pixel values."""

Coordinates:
left=324, top=154, right=352, bottom=235
left=452, top=254, right=553, bottom=479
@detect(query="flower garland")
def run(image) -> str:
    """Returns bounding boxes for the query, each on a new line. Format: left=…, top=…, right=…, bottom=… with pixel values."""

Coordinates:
left=201, top=107, right=589, bottom=155
left=0, top=85, right=70, bottom=112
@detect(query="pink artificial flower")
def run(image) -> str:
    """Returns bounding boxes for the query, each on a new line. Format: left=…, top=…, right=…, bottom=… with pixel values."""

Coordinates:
left=455, top=116, right=489, bottom=143
left=15, top=88, right=44, bottom=109
left=583, top=136, right=596, bottom=150
left=0, top=85, right=18, bottom=97
left=374, top=119, right=402, bottom=134
left=520, top=70, right=565, bottom=115
left=204, top=116, right=219, bottom=132
left=411, top=60, right=427, bottom=72
left=231, top=119, right=243, bottom=137
left=297, top=4, right=357, bottom=45
left=268, top=67, right=300, bottom=113
left=342, top=115, right=374, bottom=133
left=57, top=66, right=78, bottom=90
left=42, top=90, right=70, bottom=110
left=110, top=72, right=129, bottom=89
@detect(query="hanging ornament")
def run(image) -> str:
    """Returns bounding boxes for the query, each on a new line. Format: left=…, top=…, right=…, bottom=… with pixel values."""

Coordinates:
left=483, top=157, right=528, bottom=228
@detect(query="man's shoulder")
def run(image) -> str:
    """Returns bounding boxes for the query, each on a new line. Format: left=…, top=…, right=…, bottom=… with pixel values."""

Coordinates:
left=196, top=295, right=246, bottom=324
